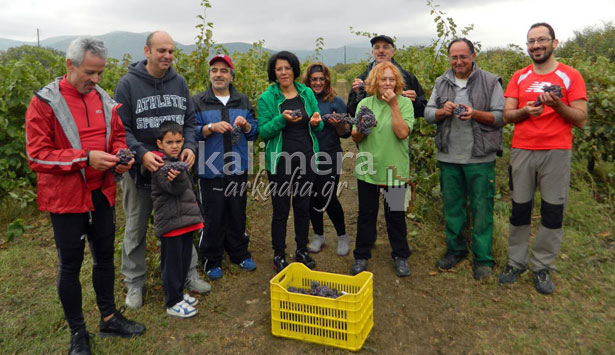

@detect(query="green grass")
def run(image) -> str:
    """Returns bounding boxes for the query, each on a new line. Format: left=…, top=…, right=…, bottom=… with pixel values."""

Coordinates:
left=1, top=158, right=615, bottom=354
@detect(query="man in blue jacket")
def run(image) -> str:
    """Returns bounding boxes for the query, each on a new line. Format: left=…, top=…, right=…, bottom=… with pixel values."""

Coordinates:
left=192, top=54, right=258, bottom=280
left=115, top=31, right=211, bottom=309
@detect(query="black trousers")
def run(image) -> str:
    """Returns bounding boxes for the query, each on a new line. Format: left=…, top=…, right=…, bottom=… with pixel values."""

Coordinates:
left=160, top=232, right=193, bottom=308
left=353, top=179, right=410, bottom=260
left=50, top=189, right=117, bottom=334
left=267, top=155, right=316, bottom=256
left=198, top=173, right=250, bottom=270
left=309, top=159, right=346, bottom=236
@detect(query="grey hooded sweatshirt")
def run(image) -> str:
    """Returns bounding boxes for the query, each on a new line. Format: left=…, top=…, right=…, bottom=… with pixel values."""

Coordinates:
left=114, top=60, right=197, bottom=167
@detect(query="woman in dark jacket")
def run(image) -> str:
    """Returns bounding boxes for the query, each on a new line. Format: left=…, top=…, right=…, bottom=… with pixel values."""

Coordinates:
left=257, top=51, right=324, bottom=272
left=302, top=62, right=350, bottom=256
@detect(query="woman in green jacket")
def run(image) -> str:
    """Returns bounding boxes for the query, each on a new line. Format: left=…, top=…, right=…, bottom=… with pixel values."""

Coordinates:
left=257, top=51, right=324, bottom=272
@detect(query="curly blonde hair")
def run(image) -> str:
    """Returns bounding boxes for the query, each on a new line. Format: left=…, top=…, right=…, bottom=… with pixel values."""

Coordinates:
left=364, top=62, right=405, bottom=96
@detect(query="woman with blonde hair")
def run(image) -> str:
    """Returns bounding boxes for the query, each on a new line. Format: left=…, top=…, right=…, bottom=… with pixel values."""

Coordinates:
left=349, top=61, right=415, bottom=277
left=302, top=62, right=350, bottom=256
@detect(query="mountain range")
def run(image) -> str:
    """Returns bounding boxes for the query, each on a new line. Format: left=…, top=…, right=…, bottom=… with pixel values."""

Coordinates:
left=0, top=31, right=378, bottom=66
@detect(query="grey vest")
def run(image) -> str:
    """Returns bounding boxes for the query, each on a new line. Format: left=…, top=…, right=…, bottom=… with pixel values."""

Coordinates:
left=433, top=65, right=503, bottom=157
left=35, top=77, right=116, bottom=181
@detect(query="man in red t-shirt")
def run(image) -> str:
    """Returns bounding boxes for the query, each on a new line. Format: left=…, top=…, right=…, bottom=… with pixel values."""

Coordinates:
left=499, top=23, right=587, bottom=294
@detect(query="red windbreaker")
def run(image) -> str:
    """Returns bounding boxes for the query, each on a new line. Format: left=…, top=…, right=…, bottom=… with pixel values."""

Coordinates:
left=25, top=78, right=128, bottom=213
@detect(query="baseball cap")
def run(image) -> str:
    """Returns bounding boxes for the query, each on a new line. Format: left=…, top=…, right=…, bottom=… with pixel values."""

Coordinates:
left=209, top=54, right=234, bottom=69
left=370, top=35, right=395, bottom=47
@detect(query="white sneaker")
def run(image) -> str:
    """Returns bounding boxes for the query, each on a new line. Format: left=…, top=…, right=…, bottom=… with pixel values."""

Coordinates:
left=125, top=287, right=143, bottom=309
left=183, top=293, right=199, bottom=307
left=307, top=234, right=325, bottom=253
left=167, top=300, right=197, bottom=318
left=337, top=234, right=350, bottom=256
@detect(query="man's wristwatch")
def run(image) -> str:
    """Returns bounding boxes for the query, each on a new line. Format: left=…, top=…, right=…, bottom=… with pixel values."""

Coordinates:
left=207, top=123, right=213, bottom=131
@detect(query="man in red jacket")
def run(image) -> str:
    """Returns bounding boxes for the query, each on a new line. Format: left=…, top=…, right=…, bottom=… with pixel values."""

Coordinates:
left=25, top=37, right=145, bottom=355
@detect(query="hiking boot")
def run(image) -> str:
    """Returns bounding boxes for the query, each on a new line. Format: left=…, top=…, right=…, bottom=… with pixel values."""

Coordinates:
left=350, top=259, right=368, bottom=275
left=393, top=257, right=411, bottom=277
left=124, top=287, right=143, bottom=309
left=307, top=234, right=325, bottom=253
left=295, top=249, right=316, bottom=269
left=534, top=269, right=555, bottom=294
left=473, top=264, right=493, bottom=280
left=206, top=267, right=223, bottom=280
left=273, top=255, right=289, bottom=273
left=185, top=277, right=211, bottom=294
left=166, top=300, right=197, bottom=318
left=337, top=234, right=350, bottom=256
left=498, top=265, right=527, bottom=284
left=69, top=329, right=92, bottom=355
left=239, top=258, right=257, bottom=271
left=435, top=253, right=466, bottom=270
left=98, top=310, right=145, bottom=338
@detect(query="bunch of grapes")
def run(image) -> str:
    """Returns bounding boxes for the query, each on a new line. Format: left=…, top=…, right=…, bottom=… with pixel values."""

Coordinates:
left=231, top=126, right=242, bottom=146
left=356, top=106, right=377, bottom=135
left=290, top=109, right=302, bottom=118
left=534, top=85, right=563, bottom=106
left=453, top=105, right=467, bottom=119
left=322, top=112, right=350, bottom=124
left=288, top=281, right=344, bottom=299
left=356, top=82, right=367, bottom=101
left=112, top=148, right=135, bottom=181
left=159, top=161, right=189, bottom=176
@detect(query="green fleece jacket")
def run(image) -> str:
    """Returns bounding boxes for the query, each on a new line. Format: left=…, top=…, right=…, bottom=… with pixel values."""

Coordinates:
left=257, top=81, right=324, bottom=172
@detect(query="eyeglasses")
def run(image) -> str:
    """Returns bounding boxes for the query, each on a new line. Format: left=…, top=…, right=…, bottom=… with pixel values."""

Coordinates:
left=310, top=77, right=326, bottom=82
left=526, top=37, right=553, bottom=46
left=449, top=55, right=470, bottom=62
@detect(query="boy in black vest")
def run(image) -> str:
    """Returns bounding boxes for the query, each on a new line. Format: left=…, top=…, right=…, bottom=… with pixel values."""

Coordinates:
left=151, top=121, right=204, bottom=317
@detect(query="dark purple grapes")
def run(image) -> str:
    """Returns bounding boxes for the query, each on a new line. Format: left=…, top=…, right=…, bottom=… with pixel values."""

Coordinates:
left=112, top=148, right=135, bottom=181
left=323, top=112, right=350, bottom=124
left=356, top=106, right=377, bottom=135
left=287, top=281, right=343, bottom=299
left=454, top=105, right=467, bottom=119
left=290, top=109, right=302, bottom=118
left=231, top=126, right=242, bottom=146
left=534, top=85, right=563, bottom=106
left=159, top=161, right=189, bottom=176
left=356, top=82, right=366, bottom=101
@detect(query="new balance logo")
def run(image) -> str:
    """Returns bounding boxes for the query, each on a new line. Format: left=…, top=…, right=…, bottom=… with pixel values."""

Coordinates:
left=526, top=81, right=552, bottom=93
left=95, top=109, right=103, bottom=114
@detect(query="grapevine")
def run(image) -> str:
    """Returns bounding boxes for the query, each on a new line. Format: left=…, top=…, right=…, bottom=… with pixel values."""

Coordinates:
left=287, top=281, right=345, bottom=299
left=112, top=148, right=135, bottom=181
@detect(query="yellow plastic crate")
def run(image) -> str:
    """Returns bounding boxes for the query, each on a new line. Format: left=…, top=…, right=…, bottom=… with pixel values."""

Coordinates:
left=270, top=263, right=373, bottom=351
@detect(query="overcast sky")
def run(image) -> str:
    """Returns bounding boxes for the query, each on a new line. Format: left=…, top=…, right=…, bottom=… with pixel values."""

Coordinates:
left=1, top=0, right=613, bottom=50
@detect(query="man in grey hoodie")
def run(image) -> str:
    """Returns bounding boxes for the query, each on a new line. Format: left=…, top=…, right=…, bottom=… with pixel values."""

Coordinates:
left=424, top=38, right=505, bottom=280
left=114, top=31, right=210, bottom=309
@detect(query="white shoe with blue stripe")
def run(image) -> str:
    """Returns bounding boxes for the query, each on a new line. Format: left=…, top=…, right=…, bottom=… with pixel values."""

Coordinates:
left=183, top=293, right=199, bottom=307
left=167, top=300, right=197, bottom=318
